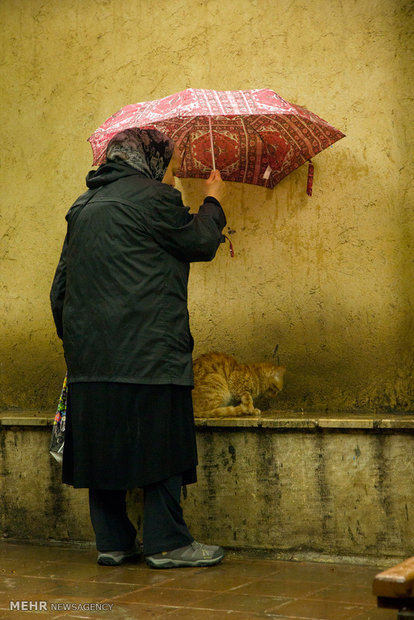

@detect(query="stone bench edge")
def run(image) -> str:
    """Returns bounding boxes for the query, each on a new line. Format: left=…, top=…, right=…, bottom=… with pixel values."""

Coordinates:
left=1, top=410, right=414, bottom=431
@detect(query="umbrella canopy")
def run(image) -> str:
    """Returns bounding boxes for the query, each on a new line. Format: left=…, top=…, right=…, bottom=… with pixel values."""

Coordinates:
left=88, top=88, right=345, bottom=190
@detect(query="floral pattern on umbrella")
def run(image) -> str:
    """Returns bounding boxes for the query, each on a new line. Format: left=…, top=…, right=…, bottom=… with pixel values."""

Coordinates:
left=88, top=89, right=344, bottom=189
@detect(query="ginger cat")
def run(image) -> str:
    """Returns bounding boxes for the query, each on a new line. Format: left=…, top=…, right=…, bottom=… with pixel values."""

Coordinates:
left=192, top=352, right=286, bottom=418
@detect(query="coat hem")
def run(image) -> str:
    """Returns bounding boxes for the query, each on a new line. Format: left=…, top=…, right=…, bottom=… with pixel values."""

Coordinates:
left=66, top=375, right=194, bottom=387
left=62, top=464, right=198, bottom=490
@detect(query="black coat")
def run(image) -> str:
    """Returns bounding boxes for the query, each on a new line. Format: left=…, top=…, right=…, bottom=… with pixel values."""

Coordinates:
left=50, top=162, right=226, bottom=386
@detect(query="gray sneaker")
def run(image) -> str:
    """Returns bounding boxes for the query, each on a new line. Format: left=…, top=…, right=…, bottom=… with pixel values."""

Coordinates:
left=145, top=540, right=225, bottom=569
left=97, top=543, right=141, bottom=566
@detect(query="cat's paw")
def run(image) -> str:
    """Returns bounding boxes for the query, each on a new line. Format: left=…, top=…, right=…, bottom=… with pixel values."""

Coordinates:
left=240, top=405, right=261, bottom=416
left=241, top=392, right=254, bottom=406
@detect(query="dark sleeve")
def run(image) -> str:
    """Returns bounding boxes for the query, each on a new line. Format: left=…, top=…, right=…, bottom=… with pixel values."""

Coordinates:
left=50, top=233, right=68, bottom=339
left=147, top=185, right=227, bottom=263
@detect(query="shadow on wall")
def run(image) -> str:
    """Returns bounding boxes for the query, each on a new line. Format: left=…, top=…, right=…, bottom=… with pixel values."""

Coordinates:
left=185, top=148, right=413, bottom=413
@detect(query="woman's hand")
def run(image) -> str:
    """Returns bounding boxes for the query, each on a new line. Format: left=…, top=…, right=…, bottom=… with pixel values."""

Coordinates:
left=204, top=170, right=225, bottom=202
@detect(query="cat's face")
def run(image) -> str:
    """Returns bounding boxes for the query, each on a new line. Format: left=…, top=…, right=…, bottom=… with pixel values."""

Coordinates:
left=264, top=366, right=286, bottom=396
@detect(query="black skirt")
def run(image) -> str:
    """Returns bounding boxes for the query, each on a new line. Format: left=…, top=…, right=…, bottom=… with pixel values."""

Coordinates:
left=62, top=383, right=198, bottom=489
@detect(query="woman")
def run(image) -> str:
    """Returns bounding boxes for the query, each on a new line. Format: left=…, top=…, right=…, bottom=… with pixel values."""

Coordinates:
left=50, top=128, right=226, bottom=568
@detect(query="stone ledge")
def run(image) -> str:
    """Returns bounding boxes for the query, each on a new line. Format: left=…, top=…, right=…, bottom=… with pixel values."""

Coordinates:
left=0, top=411, right=52, bottom=427
left=1, top=408, right=414, bottom=560
left=1, top=409, right=414, bottom=431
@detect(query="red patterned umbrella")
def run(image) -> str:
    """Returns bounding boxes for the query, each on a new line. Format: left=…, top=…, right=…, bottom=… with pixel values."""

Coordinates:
left=88, top=88, right=344, bottom=192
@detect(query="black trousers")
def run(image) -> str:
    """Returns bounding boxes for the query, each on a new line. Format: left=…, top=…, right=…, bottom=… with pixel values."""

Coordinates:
left=89, top=475, right=194, bottom=555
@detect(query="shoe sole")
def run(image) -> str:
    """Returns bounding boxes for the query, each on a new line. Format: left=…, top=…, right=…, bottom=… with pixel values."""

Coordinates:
left=145, top=554, right=224, bottom=569
left=97, top=553, right=141, bottom=566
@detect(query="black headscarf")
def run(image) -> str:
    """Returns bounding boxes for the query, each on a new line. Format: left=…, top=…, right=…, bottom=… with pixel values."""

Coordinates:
left=106, top=128, right=175, bottom=181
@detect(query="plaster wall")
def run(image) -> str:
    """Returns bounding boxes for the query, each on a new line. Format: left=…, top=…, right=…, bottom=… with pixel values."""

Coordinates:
left=1, top=0, right=413, bottom=411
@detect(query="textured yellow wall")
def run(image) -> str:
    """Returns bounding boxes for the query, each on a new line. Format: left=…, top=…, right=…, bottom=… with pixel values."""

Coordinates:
left=1, top=0, right=413, bottom=411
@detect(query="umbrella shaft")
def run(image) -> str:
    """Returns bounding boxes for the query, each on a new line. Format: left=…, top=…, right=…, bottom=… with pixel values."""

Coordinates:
left=208, top=117, right=216, bottom=170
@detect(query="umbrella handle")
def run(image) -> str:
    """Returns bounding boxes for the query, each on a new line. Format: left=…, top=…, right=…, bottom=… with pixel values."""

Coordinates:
left=223, top=234, right=235, bottom=257
left=307, top=160, right=314, bottom=196
left=208, top=117, right=216, bottom=170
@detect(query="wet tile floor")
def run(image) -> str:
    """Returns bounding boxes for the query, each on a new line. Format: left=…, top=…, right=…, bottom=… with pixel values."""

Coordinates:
left=0, top=542, right=398, bottom=619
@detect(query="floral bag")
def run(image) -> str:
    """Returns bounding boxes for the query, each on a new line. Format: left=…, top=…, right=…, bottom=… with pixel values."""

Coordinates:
left=49, top=374, right=67, bottom=463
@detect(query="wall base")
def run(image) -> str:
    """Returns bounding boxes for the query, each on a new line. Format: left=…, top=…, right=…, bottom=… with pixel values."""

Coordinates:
left=1, top=410, right=413, bottom=563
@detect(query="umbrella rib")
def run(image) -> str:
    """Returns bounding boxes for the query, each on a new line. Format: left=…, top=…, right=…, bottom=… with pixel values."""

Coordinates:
left=241, top=116, right=271, bottom=154
left=248, top=115, right=309, bottom=167
left=169, top=117, right=196, bottom=140
left=260, top=113, right=321, bottom=159
left=170, top=115, right=219, bottom=173
left=211, top=89, right=227, bottom=115
left=242, top=115, right=309, bottom=182
left=239, top=117, right=250, bottom=183
left=208, top=117, right=216, bottom=170
left=292, top=114, right=324, bottom=153
left=179, top=132, right=192, bottom=175
left=134, top=102, right=153, bottom=124
left=240, top=116, right=275, bottom=185
left=240, top=90, right=254, bottom=115
left=202, top=89, right=214, bottom=116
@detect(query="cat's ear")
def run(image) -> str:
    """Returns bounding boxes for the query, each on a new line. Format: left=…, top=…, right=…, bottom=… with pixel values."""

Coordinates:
left=273, top=366, right=286, bottom=390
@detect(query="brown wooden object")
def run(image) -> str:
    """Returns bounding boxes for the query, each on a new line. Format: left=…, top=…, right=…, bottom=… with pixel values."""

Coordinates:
left=373, top=558, right=414, bottom=612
